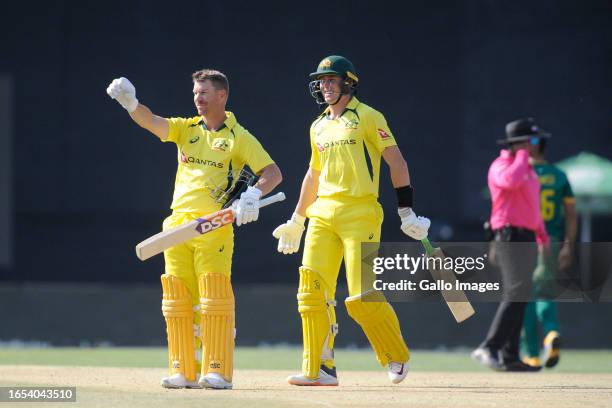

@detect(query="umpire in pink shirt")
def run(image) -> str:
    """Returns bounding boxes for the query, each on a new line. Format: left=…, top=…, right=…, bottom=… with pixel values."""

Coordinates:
left=472, top=118, right=550, bottom=372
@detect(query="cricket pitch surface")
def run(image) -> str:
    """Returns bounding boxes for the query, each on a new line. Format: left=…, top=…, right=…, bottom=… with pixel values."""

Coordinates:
left=2, top=366, right=611, bottom=408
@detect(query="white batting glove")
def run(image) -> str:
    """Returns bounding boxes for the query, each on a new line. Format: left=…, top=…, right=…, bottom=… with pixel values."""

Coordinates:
left=106, top=77, right=139, bottom=113
left=272, top=213, right=306, bottom=254
left=233, top=186, right=262, bottom=226
left=398, top=207, right=431, bottom=241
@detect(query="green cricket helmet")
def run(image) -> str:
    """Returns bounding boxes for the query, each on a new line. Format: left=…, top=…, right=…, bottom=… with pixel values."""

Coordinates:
left=309, top=55, right=359, bottom=82
left=308, top=55, right=359, bottom=105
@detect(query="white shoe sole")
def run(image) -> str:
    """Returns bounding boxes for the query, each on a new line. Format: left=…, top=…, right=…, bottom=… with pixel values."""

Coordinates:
left=160, top=380, right=202, bottom=389
left=388, top=363, right=409, bottom=384
left=471, top=348, right=503, bottom=371
left=199, top=378, right=233, bottom=390
left=287, top=376, right=338, bottom=386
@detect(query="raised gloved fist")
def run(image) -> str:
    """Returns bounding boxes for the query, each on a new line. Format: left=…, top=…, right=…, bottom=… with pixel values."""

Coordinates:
left=398, top=207, right=430, bottom=241
left=272, top=213, right=306, bottom=254
left=106, top=77, right=139, bottom=112
left=233, top=186, right=262, bottom=226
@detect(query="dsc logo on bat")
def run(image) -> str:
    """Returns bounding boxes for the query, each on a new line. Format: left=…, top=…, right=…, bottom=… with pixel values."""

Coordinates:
left=195, top=210, right=234, bottom=234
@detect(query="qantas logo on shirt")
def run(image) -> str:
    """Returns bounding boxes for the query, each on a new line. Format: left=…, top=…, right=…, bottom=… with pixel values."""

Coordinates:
left=180, top=150, right=224, bottom=168
left=316, top=139, right=357, bottom=152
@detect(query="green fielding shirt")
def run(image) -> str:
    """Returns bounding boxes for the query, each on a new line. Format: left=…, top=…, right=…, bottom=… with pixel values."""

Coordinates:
left=533, top=161, right=575, bottom=241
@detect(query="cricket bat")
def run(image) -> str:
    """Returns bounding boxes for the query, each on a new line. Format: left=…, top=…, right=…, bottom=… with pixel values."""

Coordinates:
left=135, top=192, right=286, bottom=261
left=421, top=238, right=475, bottom=323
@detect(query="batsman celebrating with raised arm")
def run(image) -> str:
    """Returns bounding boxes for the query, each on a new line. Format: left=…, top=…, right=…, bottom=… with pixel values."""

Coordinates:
left=107, top=70, right=282, bottom=390
left=273, top=56, right=430, bottom=386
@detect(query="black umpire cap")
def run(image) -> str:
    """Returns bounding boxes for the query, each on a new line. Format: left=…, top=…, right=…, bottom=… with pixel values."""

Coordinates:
left=497, top=118, right=552, bottom=145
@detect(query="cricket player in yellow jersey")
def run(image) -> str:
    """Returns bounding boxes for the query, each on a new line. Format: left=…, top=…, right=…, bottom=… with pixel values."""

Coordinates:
left=273, top=56, right=431, bottom=386
left=107, top=70, right=282, bottom=390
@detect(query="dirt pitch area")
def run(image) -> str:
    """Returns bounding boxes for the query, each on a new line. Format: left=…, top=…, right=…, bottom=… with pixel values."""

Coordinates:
left=2, top=366, right=611, bottom=408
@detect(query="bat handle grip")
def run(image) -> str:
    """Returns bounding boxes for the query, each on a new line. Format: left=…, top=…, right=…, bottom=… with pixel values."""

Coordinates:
left=258, top=192, right=286, bottom=209
left=421, top=237, right=436, bottom=256
left=230, top=192, right=286, bottom=217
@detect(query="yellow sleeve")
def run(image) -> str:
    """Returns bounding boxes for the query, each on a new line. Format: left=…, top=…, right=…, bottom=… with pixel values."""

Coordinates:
left=308, top=126, right=321, bottom=171
left=165, top=117, right=189, bottom=145
left=234, top=129, right=275, bottom=173
left=364, top=109, right=397, bottom=152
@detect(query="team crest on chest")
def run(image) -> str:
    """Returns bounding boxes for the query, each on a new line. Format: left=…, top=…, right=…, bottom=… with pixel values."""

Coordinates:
left=344, top=118, right=359, bottom=129
left=539, top=174, right=556, bottom=185
left=212, top=138, right=230, bottom=152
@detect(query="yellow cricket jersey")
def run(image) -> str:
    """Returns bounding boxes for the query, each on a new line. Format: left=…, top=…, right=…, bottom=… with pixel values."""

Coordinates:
left=164, top=112, right=274, bottom=213
left=309, top=97, right=397, bottom=199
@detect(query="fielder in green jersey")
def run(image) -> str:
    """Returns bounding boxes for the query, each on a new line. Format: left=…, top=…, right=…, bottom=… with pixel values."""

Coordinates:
left=521, top=136, right=577, bottom=369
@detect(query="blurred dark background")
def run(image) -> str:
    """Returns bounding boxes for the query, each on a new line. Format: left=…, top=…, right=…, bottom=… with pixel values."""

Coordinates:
left=0, top=0, right=611, bottom=347
left=1, top=0, right=610, bottom=284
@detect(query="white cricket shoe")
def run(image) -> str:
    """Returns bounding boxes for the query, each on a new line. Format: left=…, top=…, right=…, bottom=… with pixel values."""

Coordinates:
left=199, top=373, right=233, bottom=390
left=388, top=361, right=409, bottom=384
left=287, top=366, right=339, bottom=386
left=160, top=373, right=202, bottom=389
left=471, top=347, right=503, bottom=371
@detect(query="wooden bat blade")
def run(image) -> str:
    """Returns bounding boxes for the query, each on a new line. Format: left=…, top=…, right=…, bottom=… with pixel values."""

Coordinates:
left=135, top=191, right=286, bottom=261
left=446, top=301, right=476, bottom=323
left=135, top=209, right=234, bottom=261
left=427, top=247, right=476, bottom=323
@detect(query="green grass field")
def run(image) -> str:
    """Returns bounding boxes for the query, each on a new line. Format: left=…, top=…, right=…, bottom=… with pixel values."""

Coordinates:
left=1, top=347, right=611, bottom=373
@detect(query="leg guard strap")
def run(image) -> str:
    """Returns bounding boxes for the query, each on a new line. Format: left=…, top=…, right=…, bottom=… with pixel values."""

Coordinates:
left=199, top=273, right=235, bottom=382
left=298, top=267, right=338, bottom=378
left=161, top=274, right=197, bottom=381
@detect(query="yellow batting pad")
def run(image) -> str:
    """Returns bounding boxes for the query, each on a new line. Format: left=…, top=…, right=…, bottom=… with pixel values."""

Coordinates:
left=298, top=267, right=338, bottom=378
left=161, top=274, right=197, bottom=381
left=199, top=273, right=235, bottom=381
left=345, top=291, right=409, bottom=366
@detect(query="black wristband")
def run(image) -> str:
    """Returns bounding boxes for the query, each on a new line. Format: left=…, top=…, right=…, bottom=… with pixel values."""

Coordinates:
left=395, top=185, right=414, bottom=208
